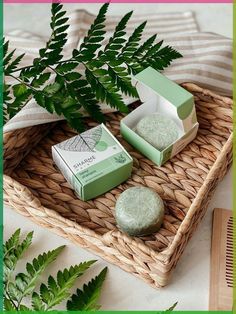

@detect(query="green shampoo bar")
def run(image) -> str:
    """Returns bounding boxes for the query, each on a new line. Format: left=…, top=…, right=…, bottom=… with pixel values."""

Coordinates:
left=136, top=113, right=180, bottom=151
left=52, top=124, right=133, bottom=201
left=115, top=186, right=164, bottom=236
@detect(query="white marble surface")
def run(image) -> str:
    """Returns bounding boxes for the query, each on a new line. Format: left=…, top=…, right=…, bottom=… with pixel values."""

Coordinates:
left=4, top=3, right=232, bottom=311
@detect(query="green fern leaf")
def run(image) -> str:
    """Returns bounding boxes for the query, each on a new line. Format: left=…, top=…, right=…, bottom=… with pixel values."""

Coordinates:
left=76, top=3, right=108, bottom=59
left=3, top=3, right=182, bottom=132
left=4, top=230, right=33, bottom=283
left=40, top=3, right=69, bottom=66
left=147, top=46, right=182, bottom=71
left=3, top=49, right=16, bottom=67
left=3, top=83, right=12, bottom=123
left=20, top=66, right=43, bottom=80
left=4, top=45, right=25, bottom=75
left=120, top=21, right=146, bottom=58
left=64, top=72, right=82, bottom=81
left=55, top=17, right=69, bottom=27
left=34, top=92, right=46, bottom=109
left=95, top=11, right=137, bottom=96
left=135, top=34, right=157, bottom=57
left=51, top=3, right=63, bottom=15
left=32, top=291, right=45, bottom=311
left=143, top=39, right=163, bottom=58
left=166, top=301, right=178, bottom=311
left=7, top=245, right=65, bottom=304
left=4, top=298, right=16, bottom=311
left=55, top=24, right=70, bottom=35
left=43, top=82, right=61, bottom=95
left=13, top=83, right=27, bottom=97
left=56, top=62, right=77, bottom=74
left=35, top=260, right=96, bottom=310
left=103, top=11, right=132, bottom=56
left=32, top=72, right=51, bottom=88
left=3, top=38, right=9, bottom=56
left=76, top=82, right=104, bottom=122
left=63, top=109, right=85, bottom=132
left=4, top=229, right=21, bottom=254
left=67, top=267, right=108, bottom=311
left=19, top=304, right=31, bottom=311
left=61, top=96, right=77, bottom=109
left=85, top=68, right=128, bottom=113
left=6, top=84, right=32, bottom=120
left=6, top=54, right=25, bottom=73
left=107, top=64, right=138, bottom=97
left=155, top=45, right=182, bottom=59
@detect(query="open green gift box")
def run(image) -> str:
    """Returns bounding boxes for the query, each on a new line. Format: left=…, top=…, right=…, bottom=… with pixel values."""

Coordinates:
left=121, top=67, right=199, bottom=166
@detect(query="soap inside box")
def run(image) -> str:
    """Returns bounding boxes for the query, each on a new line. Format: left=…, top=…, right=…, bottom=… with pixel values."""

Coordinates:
left=121, top=67, right=199, bottom=166
left=135, top=86, right=185, bottom=133
left=121, top=96, right=199, bottom=166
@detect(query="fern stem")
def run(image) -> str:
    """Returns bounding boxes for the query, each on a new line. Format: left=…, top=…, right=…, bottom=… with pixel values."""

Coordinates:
left=8, top=74, right=38, bottom=93
left=5, top=290, right=18, bottom=310
left=6, top=64, right=32, bottom=74
left=7, top=58, right=73, bottom=75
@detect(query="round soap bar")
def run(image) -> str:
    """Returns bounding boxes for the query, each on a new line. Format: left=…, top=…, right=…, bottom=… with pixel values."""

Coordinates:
left=115, top=186, right=164, bottom=236
left=136, top=113, right=179, bottom=151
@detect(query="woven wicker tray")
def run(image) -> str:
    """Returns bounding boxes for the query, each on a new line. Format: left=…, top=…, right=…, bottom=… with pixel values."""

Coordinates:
left=3, top=83, right=233, bottom=288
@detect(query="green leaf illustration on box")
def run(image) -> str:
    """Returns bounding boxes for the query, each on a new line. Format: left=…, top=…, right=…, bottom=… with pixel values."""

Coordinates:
left=114, top=153, right=127, bottom=164
left=95, top=140, right=108, bottom=151
left=58, top=125, right=102, bottom=152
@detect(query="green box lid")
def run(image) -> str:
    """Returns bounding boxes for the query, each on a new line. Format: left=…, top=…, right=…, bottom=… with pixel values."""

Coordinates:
left=134, top=67, right=194, bottom=120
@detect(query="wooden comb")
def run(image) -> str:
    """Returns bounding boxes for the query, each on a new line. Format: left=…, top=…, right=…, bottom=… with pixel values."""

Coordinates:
left=209, top=208, right=233, bottom=310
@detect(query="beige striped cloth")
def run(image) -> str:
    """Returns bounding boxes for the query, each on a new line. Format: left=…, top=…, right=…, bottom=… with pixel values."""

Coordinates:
left=4, top=10, right=232, bottom=133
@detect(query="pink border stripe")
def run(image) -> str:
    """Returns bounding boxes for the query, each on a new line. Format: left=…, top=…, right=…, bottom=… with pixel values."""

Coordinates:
left=4, top=0, right=233, bottom=3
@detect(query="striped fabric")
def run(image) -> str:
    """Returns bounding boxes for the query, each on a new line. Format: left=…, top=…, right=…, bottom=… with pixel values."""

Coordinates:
left=4, top=10, right=232, bottom=133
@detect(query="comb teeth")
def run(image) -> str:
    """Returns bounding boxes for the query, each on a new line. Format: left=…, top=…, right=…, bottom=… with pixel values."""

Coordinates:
left=209, top=209, right=233, bottom=310
left=226, top=217, right=233, bottom=288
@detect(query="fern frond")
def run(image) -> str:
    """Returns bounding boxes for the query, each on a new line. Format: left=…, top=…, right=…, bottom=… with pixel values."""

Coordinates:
left=74, top=3, right=108, bottom=60
left=3, top=38, right=9, bottom=56
left=143, top=39, right=163, bottom=58
left=4, top=298, right=17, bottom=311
left=3, top=40, right=25, bottom=75
left=134, top=34, right=157, bottom=58
left=67, top=267, right=108, bottom=311
left=72, top=78, right=104, bottom=122
left=7, top=245, right=65, bottom=304
left=85, top=67, right=128, bottom=113
left=4, top=230, right=33, bottom=283
left=3, top=3, right=182, bottom=132
left=103, top=11, right=133, bottom=56
left=32, top=72, right=51, bottom=88
left=120, top=21, right=146, bottom=59
left=39, top=3, right=69, bottom=65
left=107, top=63, right=138, bottom=97
left=4, top=229, right=21, bottom=256
left=145, top=45, right=182, bottom=71
left=31, top=260, right=96, bottom=311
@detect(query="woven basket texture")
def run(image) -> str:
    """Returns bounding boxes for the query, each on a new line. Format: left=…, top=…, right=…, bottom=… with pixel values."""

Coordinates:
left=3, top=83, right=233, bottom=288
